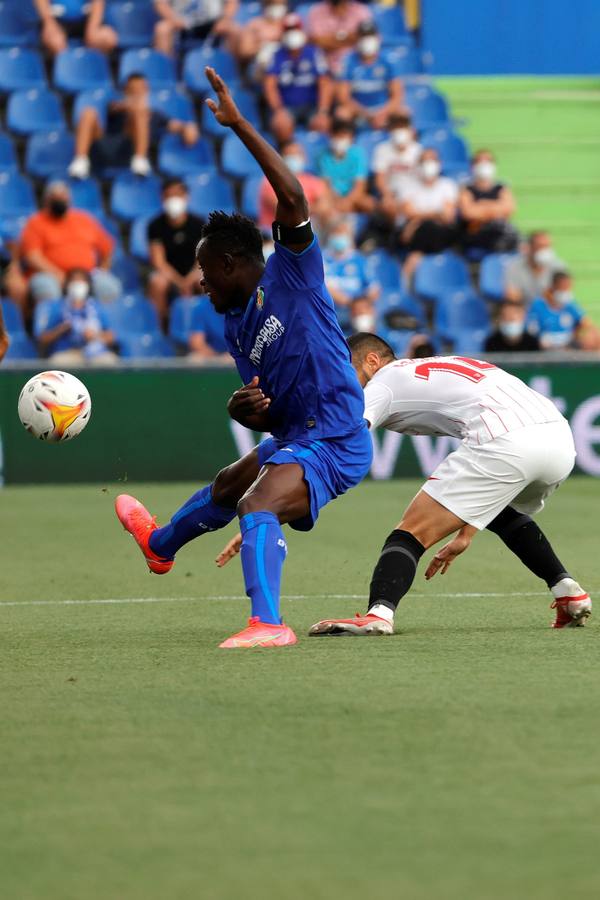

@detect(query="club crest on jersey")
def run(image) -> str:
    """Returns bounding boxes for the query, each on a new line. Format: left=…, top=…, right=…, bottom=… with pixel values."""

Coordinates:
left=256, top=286, right=265, bottom=310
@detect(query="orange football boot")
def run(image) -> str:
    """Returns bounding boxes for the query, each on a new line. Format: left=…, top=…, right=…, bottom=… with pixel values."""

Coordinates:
left=115, top=494, right=174, bottom=575
left=309, top=613, right=393, bottom=636
left=219, top=617, right=297, bottom=649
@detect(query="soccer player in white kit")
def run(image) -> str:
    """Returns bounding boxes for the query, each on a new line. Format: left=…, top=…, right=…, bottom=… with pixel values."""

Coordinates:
left=309, top=333, right=591, bottom=635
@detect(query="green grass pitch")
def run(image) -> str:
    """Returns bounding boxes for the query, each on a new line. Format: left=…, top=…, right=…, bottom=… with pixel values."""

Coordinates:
left=1, top=478, right=599, bottom=900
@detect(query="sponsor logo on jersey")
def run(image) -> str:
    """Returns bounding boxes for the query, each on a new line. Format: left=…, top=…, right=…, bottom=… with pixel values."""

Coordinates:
left=249, top=315, right=285, bottom=366
left=256, top=286, right=264, bottom=310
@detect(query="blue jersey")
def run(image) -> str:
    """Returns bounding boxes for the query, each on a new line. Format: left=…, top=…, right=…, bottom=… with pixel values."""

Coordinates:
left=224, top=237, right=365, bottom=442
left=526, top=297, right=583, bottom=348
left=338, top=52, right=397, bottom=109
left=323, top=250, right=370, bottom=301
left=267, top=45, right=328, bottom=110
left=33, top=297, right=110, bottom=355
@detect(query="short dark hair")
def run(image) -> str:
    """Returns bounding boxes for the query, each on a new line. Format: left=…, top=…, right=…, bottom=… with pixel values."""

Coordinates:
left=347, top=332, right=396, bottom=363
left=197, top=210, right=264, bottom=263
left=552, top=270, right=571, bottom=286
left=331, top=118, right=355, bottom=136
left=388, top=112, right=411, bottom=129
left=471, top=147, right=495, bottom=163
left=65, top=267, right=92, bottom=285
left=125, top=72, right=146, bottom=83
left=529, top=229, right=548, bottom=243
left=162, top=177, right=187, bottom=193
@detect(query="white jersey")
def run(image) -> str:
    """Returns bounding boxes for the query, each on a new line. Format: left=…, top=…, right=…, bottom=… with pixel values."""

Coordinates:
left=363, top=356, right=564, bottom=446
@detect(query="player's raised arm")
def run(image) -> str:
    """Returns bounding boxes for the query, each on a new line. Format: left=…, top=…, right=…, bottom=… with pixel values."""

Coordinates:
left=204, top=67, right=311, bottom=251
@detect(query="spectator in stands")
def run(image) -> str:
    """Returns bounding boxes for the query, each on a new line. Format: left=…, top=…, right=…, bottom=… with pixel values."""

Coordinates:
left=317, top=119, right=375, bottom=216
left=33, top=268, right=117, bottom=365
left=19, top=181, right=120, bottom=306
left=258, top=141, right=331, bottom=234
left=147, top=179, right=205, bottom=326
left=154, top=0, right=239, bottom=56
left=264, top=14, right=332, bottom=144
left=235, top=0, right=288, bottom=75
left=526, top=271, right=600, bottom=350
left=399, top=148, right=459, bottom=280
left=323, top=220, right=378, bottom=331
left=34, top=0, right=118, bottom=55
left=69, top=73, right=199, bottom=179
left=373, top=112, right=422, bottom=225
left=484, top=303, right=540, bottom=353
left=505, top=230, right=565, bottom=304
left=307, top=0, right=372, bottom=76
left=459, top=149, right=518, bottom=258
left=406, top=334, right=437, bottom=359
left=336, top=21, right=403, bottom=130
left=182, top=296, right=231, bottom=361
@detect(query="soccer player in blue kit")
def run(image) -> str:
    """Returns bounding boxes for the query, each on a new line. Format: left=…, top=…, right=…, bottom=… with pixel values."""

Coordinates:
left=115, top=68, right=372, bottom=648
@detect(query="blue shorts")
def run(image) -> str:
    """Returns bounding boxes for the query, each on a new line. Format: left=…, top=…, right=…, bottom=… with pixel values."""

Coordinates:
left=256, top=422, right=372, bottom=531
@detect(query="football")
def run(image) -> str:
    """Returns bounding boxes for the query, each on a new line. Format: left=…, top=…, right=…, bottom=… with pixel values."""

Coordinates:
left=18, top=370, right=92, bottom=443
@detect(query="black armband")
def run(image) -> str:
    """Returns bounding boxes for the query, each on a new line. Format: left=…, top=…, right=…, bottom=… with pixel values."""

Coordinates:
left=272, top=219, right=313, bottom=245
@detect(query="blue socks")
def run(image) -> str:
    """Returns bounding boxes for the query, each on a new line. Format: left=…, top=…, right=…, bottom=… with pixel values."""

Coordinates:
left=239, top=511, right=287, bottom=625
left=149, top=485, right=236, bottom=559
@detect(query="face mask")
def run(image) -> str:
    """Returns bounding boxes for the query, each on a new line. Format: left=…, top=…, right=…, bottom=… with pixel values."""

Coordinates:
left=473, top=160, right=496, bottom=181
left=421, top=159, right=440, bottom=180
left=352, top=313, right=375, bottom=333
left=163, top=196, right=188, bottom=219
left=358, top=36, right=380, bottom=56
left=264, top=4, right=285, bottom=20
left=48, top=198, right=68, bottom=218
left=330, top=234, right=351, bottom=254
left=499, top=321, right=524, bottom=340
left=284, top=154, right=305, bottom=175
left=331, top=137, right=351, bottom=156
left=553, top=289, right=573, bottom=306
left=391, top=128, right=411, bottom=147
left=67, top=281, right=89, bottom=303
left=533, top=247, right=555, bottom=267
left=282, top=29, right=306, bottom=50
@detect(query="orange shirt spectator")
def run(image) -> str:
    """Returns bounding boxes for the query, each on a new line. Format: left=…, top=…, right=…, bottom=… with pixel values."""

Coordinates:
left=21, top=208, right=113, bottom=274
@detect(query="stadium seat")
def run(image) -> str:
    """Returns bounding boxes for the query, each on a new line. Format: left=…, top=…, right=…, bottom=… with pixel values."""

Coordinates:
left=111, top=253, right=141, bottom=293
left=235, top=1, right=260, bottom=25
left=119, top=332, right=175, bottom=359
left=7, top=89, right=65, bottom=135
left=119, top=49, right=176, bottom=90
left=377, top=327, right=417, bottom=358
left=3, top=333, right=38, bottom=360
left=187, top=172, right=235, bottom=217
left=221, top=132, right=262, bottom=179
left=150, top=88, right=194, bottom=122
left=183, top=47, right=239, bottom=94
left=405, top=86, right=450, bottom=131
left=53, top=48, right=112, bottom=94
left=104, top=1, right=158, bottom=48
left=450, top=328, right=488, bottom=355
left=201, top=87, right=259, bottom=136
left=479, top=252, right=518, bottom=302
left=25, top=131, right=74, bottom=179
left=414, top=252, right=470, bottom=303
left=356, top=129, right=387, bottom=164
left=385, top=44, right=422, bottom=76
left=110, top=172, right=162, bottom=222
left=73, top=87, right=115, bottom=126
left=294, top=129, right=328, bottom=173
left=241, top=174, right=263, bottom=220
left=434, top=288, right=490, bottom=341
left=157, top=133, right=215, bottom=177
left=0, top=2, right=38, bottom=47
left=373, top=4, right=407, bottom=42
left=130, top=215, right=152, bottom=262
left=376, top=289, right=426, bottom=329
left=169, top=295, right=203, bottom=346
left=0, top=48, right=45, bottom=93
left=67, top=177, right=103, bottom=215
left=0, top=172, right=35, bottom=220
left=104, top=293, right=159, bottom=335
left=0, top=133, right=17, bottom=172
left=58, top=0, right=87, bottom=21
left=1, top=297, right=25, bottom=334
left=365, top=251, right=402, bottom=290
left=420, top=128, right=470, bottom=177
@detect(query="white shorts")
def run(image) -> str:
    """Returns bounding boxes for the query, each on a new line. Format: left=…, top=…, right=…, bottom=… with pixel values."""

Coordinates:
left=422, top=420, right=576, bottom=530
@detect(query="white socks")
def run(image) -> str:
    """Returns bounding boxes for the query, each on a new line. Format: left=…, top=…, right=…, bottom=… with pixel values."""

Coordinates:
left=368, top=604, right=395, bottom=623
left=551, top=577, right=586, bottom=599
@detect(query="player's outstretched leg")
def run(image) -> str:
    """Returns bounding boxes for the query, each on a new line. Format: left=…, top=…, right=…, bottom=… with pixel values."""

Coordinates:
left=486, top=507, right=591, bottom=628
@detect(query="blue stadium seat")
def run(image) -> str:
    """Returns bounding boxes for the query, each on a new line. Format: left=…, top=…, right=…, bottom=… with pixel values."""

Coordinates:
left=130, top=215, right=152, bottom=262
left=187, top=172, right=235, bottom=217
left=104, top=293, right=159, bottom=335
left=1, top=297, right=25, bottom=334
left=376, top=289, right=425, bottom=326
left=221, top=132, right=262, bottom=179
left=7, top=89, right=65, bottom=135
left=119, top=332, right=174, bottom=358
left=67, top=177, right=103, bottom=215
left=373, top=4, right=407, bottom=41
left=110, top=172, right=162, bottom=222
left=356, top=129, right=387, bottom=165
left=54, top=48, right=112, bottom=94
left=0, top=133, right=17, bottom=172
left=450, top=328, right=488, bottom=355
left=405, top=85, right=450, bottom=131
left=104, top=1, right=158, bottom=48
left=420, top=128, right=470, bottom=177
left=111, top=252, right=141, bottom=293
left=479, top=252, right=518, bottom=302
left=235, top=1, right=260, bottom=25
left=377, top=327, right=417, bottom=358
left=3, top=333, right=38, bottom=360
left=294, top=129, right=328, bottom=173
left=150, top=88, right=194, bottom=122
left=169, top=295, right=203, bottom=346
left=365, top=251, right=402, bottom=290
left=25, top=131, right=74, bottom=179
left=119, top=49, right=176, bottom=90
left=73, top=87, right=115, bottom=126
left=0, top=48, right=45, bottom=92
left=385, top=44, right=422, bottom=76
left=241, top=174, right=263, bottom=220
left=58, top=0, right=87, bottom=21
left=0, top=172, right=35, bottom=220
left=158, top=133, right=215, bottom=177
left=434, top=288, right=490, bottom=341
left=414, top=252, right=470, bottom=303
left=183, top=46, right=239, bottom=94
left=0, top=2, right=38, bottom=47
left=201, top=87, right=259, bottom=136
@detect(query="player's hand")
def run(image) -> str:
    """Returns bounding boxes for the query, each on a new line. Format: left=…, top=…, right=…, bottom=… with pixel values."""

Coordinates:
left=425, top=532, right=472, bottom=579
left=204, top=67, right=243, bottom=128
left=216, top=532, right=242, bottom=567
left=227, top=376, right=271, bottom=423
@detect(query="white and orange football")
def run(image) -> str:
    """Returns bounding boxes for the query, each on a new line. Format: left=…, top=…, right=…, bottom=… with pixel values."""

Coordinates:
left=18, top=371, right=92, bottom=442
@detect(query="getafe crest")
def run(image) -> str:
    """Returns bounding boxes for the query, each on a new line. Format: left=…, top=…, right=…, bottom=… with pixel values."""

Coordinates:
left=256, top=286, right=264, bottom=310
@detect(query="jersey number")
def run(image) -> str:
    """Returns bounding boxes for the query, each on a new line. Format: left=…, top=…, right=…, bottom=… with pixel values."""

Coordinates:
left=414, top=358, right=496, bottom=384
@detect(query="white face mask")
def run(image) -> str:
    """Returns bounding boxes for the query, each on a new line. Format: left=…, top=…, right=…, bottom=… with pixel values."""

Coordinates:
left=352, top=313, right=376, bottom=333
left=67, top=281, right=89, bottom=303
left=264, top=4, right=286, bottom=20
left=284, top=154, right=305, bottom=175
left=499, top=320, right=524, bottom=340
left=391, top=128, right=411, bottom=147
left=553, top=289, right=573, bottom=306
left=163, top=196, right=188, bottom=219
left=282, top=29, right=306, bottom=50
left=421, top=159, right=440, bottom=180
left=331, top=136, right=351, bottom=156
left=358, top=36, right=380, bottom=56
left=533, top=246, right=555, bottom=267
left=473, top=160, right=496, bottom=181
